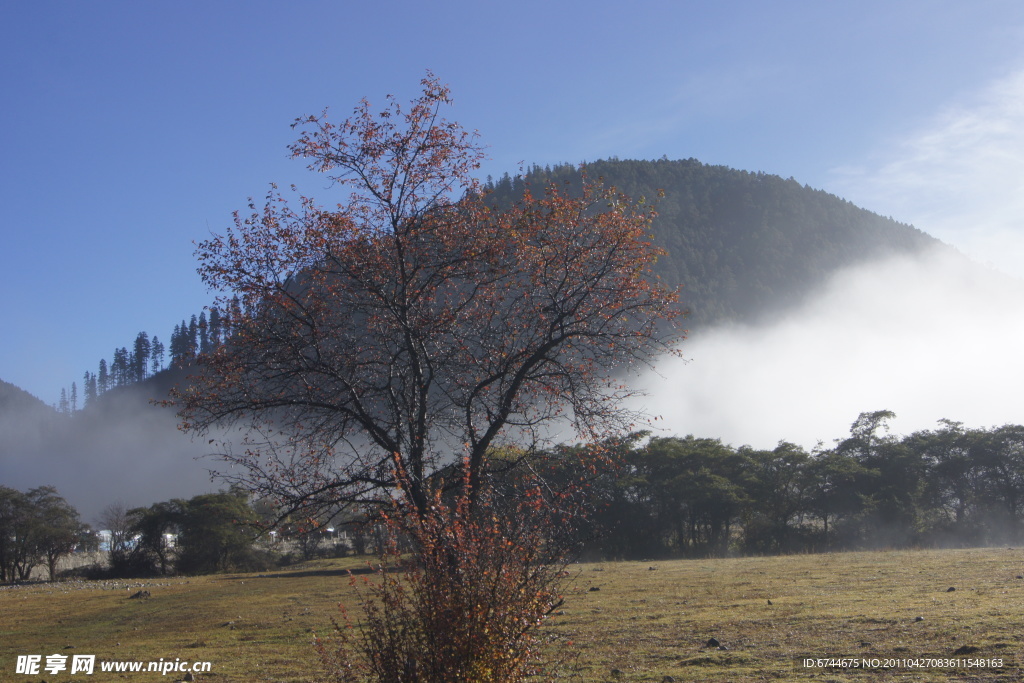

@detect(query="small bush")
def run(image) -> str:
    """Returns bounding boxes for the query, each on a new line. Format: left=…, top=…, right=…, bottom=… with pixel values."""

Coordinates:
left=317, top=470, right=579, bottom=682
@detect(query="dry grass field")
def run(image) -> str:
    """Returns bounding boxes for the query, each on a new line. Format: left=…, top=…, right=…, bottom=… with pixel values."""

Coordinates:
left=2, top=548, right=1023, bottom=682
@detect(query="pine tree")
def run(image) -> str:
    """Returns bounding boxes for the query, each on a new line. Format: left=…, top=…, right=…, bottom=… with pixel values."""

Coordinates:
left=227, top=296, right=241, bottom=338
left=84, top=372, right=97, bottom=406
left=69, top=382, right=78, bottom=412
left=198, top=311, right=210, bottom=355
left=188, top=315, right=199, bottom=358
left=208, top=308, right=222, bottom=348
left=151, top=336, right=165, bottom=374
left=169, top=324, right=182, bottom=366
left=112, top=347, right=129, bottom=387
left=98, top=359, right=109, bottom=394
left=170, top=319, right=193, bottom=365
left=133, top=332, right=151, bottom=382
left=58, top=388, right=69, bottom=416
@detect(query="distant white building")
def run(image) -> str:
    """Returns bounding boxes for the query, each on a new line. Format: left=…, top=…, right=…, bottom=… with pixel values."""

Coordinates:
left=96, top=530, right=113, bottom=552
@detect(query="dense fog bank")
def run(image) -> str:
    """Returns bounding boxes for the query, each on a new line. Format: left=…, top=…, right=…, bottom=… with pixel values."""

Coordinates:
left=634, top=246, right=1024, bottom=449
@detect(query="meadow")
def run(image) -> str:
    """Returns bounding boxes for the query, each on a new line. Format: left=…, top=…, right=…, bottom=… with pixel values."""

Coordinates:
left=2, top=548, right=1022, bottom=682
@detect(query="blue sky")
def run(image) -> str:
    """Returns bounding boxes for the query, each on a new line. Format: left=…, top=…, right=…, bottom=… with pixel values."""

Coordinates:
left=3, top=0, right=1024, bottom=409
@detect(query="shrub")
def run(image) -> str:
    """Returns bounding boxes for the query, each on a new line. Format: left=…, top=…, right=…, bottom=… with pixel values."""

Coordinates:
left=317, top=467, right=579, bottom=682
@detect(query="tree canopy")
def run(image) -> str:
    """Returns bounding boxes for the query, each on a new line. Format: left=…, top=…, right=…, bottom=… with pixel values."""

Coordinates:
left=0, top=485, right=87, bottom=581
left=176, top=74, right=682, bottom=521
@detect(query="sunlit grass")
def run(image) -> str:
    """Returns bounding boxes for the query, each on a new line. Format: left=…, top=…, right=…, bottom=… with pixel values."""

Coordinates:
left=2, top=549, right=1023, bottom=681
left=555, top=548, right=1024, bottom=681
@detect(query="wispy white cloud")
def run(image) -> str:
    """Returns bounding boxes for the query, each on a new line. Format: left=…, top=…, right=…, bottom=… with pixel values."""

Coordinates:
left=831, top=68, right=1024, bottom=277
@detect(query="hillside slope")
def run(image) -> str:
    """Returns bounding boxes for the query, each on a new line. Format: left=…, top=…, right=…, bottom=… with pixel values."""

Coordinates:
left=486, top=159, right=946, bottom=327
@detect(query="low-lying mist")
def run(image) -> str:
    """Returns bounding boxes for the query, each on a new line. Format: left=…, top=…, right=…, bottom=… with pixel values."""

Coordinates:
left=633, top=245, right=1024, bottom=449
left=0, top=385, right=218, bottom=524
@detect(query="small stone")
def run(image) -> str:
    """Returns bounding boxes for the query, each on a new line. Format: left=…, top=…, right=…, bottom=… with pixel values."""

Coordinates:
left=946, top=587, right=956, bottom=592
left=662, top=677, right=676, bottom=683
left=767, top=599, right=773, bottom=605
left=589, top=586, right=600, bottom=592
left=706, top=637, right=720, bottom=648
left=914, top=616, right=924, bottom=622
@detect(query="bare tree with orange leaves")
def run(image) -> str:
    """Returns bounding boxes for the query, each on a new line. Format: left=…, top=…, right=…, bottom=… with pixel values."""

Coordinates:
left=178, top=72, right=681, bottom=524
left=177, top=72, right=681, bottom=682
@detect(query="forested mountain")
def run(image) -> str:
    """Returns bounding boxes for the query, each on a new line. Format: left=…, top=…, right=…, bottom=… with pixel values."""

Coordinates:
left=0, top=157, right=962, bottom=522
left=0, top=379, right=52, bottom=417
left=486, top=159, right=944, bottom=327
left=0, top=380, right=57, bottom=455
left=42, top=159, right=950, bottom=415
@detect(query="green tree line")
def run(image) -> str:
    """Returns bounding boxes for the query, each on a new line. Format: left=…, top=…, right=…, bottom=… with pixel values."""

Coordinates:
left=8, top=410, right=1024, bottom=582
left=101, top=488, right=273, bottom=577
left=0, top=485, right=91, bottom=581
left=541, top=411, right=1024, bottom=558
